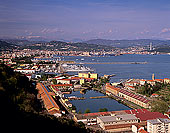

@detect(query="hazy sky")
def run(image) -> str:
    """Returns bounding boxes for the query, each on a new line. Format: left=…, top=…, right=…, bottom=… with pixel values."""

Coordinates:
left=1, top=0, right=170, bottom=41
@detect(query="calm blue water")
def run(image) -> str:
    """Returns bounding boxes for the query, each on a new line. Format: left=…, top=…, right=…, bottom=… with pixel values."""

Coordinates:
left=65, top=90, right=130, bottom=113
left=57, top=54, right=170, bottom=113
left=59, top=54, right=170, bottom=82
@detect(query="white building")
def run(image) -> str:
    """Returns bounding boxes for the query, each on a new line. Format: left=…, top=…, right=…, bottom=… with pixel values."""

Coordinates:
left=14, top=69, right=35, bottom=74
left=97, top=114, right=139, bottom=130
left=147, top=118, right=170, bottom=133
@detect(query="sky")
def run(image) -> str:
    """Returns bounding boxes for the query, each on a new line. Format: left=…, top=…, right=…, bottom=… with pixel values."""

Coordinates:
left=1, top=0, right=170, bottom=41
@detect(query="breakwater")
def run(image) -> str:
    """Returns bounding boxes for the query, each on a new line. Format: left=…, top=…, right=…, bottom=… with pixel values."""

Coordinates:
left=75, top=62, right=148, bottom=64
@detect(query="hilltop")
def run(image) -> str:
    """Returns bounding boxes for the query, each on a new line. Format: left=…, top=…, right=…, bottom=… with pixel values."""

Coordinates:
left=84, top=39, right=170, bottom=48
left=17, top=40, right=115, bottom=51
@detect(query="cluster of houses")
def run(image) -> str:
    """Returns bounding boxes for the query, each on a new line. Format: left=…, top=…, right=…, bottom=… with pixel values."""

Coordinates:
left=123, top=74, right=170, bottom=91
left=49, top=72, right=98, bottom=86
left=105, top=74, right=170, bottom=109
left=74, top=109, right=170, bottom=132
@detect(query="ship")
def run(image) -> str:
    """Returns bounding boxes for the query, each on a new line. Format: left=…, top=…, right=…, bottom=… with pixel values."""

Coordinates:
left=62, top=64, right=94, bottom=72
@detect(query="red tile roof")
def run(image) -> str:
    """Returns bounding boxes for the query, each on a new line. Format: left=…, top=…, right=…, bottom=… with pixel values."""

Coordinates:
left=125, top=109, right=168, bottom=121
left=119, top=89, right=149, bottom=103
left=51, top=84, right=72, bottom=87
left=138, top=129, right=148, bottom=133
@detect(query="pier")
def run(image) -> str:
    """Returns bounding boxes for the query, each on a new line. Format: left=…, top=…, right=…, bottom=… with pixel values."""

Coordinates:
left=90, top=96, right=108, bottom=99
left=75, top=62, right=148, bottom=64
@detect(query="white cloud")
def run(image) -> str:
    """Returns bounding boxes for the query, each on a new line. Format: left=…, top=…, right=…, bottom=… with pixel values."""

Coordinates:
left=160, top=28, right=170, bottom=34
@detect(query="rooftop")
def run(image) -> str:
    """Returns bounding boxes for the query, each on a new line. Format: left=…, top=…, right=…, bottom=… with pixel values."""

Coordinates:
left=125, top=109, right=168, bottom=121
left=98, top=114, right=138, bottom=123
left=147, top=118, right=170, bottom=124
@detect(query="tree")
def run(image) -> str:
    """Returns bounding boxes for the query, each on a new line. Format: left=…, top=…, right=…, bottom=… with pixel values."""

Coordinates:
left=99, top=108, right=108, bottom=112
left=84, top=108, right=90, bottom=113
left=151, top=100, right=169, bottom=113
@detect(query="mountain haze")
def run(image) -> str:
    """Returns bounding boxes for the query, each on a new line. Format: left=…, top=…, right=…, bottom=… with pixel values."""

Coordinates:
left=84, top=39, right=170, bottom=48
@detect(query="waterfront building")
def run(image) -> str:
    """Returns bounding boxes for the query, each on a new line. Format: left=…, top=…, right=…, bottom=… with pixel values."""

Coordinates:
left=73, top=110, right=126, bottom=125
left=36, top=83, right=61, bottom=117
left=57, top=78, right=71, bottom=84
left=14, top=69, right=35, bottom=74
left=118, top=89, right=150, bottom=108
left=50, top=84, right=72, bottom=92
left=90, top=73, right=98, bottom=79
left=105, top=83, right=150, bottom=108
left=78, top=72, right=98, bottom=79
left=105, top=83, right=120, bottom=96
left=78, top=73, right=89, bottom=78
left=147, top=118, right=170, bottom=133
left=80, top=78, right=85, bottom=85
left=97, top=114, right=139, bottom=130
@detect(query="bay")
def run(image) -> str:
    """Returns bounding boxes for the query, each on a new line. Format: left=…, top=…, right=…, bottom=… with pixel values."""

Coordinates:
left=57, top=54, right=170, bottom=113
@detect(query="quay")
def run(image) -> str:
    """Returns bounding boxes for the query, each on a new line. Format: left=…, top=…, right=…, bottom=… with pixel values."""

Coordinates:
left=90, top=96, right=108, bottom=99
left=75, top=62, right=148, bottom=64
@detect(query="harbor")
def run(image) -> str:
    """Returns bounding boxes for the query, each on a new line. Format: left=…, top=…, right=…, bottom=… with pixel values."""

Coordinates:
left=64, top=90, right=130, bottom=113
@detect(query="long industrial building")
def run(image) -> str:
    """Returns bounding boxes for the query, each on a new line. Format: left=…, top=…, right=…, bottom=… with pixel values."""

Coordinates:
left=36, top=83, right=61, bottom=117
left=105, top=83, right=150, bottom=108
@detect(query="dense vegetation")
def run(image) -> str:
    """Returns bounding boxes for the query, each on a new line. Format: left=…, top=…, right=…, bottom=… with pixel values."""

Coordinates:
left=136, top=82, right=165, bottom=97
left=136, top=82, right=170, bottom=113
left=0, top=63, right=87, bottom=132
left=0, top=40, right=16, bottom=51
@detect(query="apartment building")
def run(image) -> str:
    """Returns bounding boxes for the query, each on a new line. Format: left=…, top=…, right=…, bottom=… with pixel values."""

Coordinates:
left=78, top=72, right=98, bottom=79
left=147, top=118, right=170, bottom=133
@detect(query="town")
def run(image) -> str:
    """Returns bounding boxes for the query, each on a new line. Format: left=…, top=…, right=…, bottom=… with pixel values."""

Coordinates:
left=1, top=50, right=170, bottom=133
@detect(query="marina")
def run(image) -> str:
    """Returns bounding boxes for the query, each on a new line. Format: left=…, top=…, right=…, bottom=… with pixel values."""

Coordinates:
left=62, top=64, right=94, bottom=72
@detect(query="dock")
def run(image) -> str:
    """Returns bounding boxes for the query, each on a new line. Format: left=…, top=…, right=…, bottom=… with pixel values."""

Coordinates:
left=90, top=96, right=108, bottom=99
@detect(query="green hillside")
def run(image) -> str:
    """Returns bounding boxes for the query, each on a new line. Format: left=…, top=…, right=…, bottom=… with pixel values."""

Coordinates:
left=0, top=63, right=87, bottom=132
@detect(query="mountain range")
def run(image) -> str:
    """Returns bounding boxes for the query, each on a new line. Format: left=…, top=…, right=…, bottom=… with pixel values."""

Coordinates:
left=84, top=39, right=170, bottom=48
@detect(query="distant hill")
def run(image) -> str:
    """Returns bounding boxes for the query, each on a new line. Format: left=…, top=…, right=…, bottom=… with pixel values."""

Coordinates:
left=1, top=39, right=46, bottom=45
left=0, top=40, right=16, bottom=51
left=155, top=45, right=170, bottom=53
left=84, top=39, right=170, bottom=48
left=19, top=40, right=115, bottom=52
